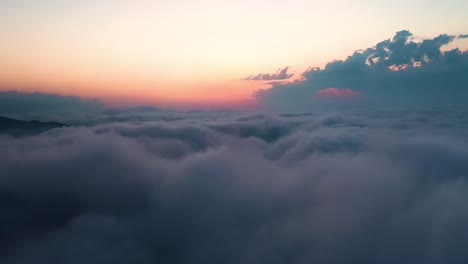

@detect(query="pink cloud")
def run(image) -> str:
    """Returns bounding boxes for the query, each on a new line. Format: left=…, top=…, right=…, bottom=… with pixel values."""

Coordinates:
left=313, top=88, right=360, bottom=99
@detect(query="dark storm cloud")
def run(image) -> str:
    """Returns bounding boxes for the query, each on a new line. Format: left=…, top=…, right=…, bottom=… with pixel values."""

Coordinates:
left=2, top=108, right=468, bottom=263
left=0, top=91, right=104, bottom=121
left=257, top=30, right=468, bottom=111
left=244, top=66, right=294, bottom=81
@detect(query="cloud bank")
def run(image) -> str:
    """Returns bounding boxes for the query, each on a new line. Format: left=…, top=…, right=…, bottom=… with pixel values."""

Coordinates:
left=2, top=108, right=468, bottom=263
left=244, top=66, right=294, bottom=81
left=0, top=91, right=104, bottom=121
left=0, top=92, right=163, bottom=125
left=257, top=31, right=468, bottom=111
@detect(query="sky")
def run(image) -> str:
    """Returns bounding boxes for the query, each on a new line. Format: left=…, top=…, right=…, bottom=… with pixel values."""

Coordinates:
left=0, top=0, right=467, bottom=107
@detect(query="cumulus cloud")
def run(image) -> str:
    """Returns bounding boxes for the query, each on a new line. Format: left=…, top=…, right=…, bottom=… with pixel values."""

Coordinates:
left=244, top=66, right=294, bottom=81
left=1, top=108, right=468, bottom=263
left=257, top=30, right=468, bottom=111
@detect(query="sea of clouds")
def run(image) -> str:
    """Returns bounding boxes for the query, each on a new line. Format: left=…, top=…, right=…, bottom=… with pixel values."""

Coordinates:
left=2, top=106, right=468, bottom=264
left=1, top=29, right=468, bottom=263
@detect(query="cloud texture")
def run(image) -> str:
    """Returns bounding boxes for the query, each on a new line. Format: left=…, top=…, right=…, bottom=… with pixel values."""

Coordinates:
left=244, top=66, right=294, bottom=81
left=258, top=31, right=468, bottom=110
left=2, top=108, right=468, bottom=263
left=0, top=91, right=104, bottom=121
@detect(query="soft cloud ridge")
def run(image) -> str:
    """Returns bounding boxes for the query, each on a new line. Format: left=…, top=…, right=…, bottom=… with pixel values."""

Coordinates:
left=258, top=31, right=468, bottom=110
left=0, top=91, right=104, bottom=121
left=244, top=66, right=294, bottom=81
left=2, top=108, right=468, bottom=263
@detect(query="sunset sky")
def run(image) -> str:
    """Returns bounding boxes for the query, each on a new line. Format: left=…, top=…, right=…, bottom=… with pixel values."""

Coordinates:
left=1, top=0, right=467, bottom=107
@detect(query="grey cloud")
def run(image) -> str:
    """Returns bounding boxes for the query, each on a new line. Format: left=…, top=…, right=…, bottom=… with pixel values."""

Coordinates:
left=0, top=91, right=208, bottom=126
left=244, top=66, right=294, bottom=81
left=257, top=30, right=468, bottom=111
left=0, top=91, right=104, bottom=121
left=2, top=108, right=468, bottom=263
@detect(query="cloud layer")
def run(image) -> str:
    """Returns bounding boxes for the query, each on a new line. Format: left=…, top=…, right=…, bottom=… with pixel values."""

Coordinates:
left=0, top=91, right=104, bottom=121
left=2, top=108, right=468, bottom=263
left=244, top=66, right=294, bottom=81
left=258, top=31, right=468, bottom=111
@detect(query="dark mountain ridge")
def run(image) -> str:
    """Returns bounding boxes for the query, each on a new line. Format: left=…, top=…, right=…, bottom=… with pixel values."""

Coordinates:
left=0, top=116, right=68, bottom=137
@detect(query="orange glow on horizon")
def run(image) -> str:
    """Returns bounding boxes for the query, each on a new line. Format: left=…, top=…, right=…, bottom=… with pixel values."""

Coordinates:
left=0, top=72, right=265, bottom=108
